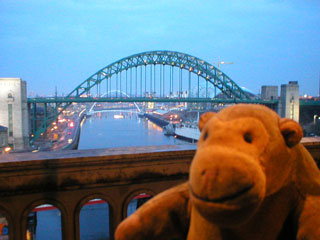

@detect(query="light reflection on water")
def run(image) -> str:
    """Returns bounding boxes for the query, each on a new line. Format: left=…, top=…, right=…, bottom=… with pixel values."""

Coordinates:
left=78, top=111, right=184, bottom=149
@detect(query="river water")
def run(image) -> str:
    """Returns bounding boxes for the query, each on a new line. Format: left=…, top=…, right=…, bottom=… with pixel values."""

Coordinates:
left=30, top=111, right=186, bottom=240
left=78, top=110, right=184, bottom=149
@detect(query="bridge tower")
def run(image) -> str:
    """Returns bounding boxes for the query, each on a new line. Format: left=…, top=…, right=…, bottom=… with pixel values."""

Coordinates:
left=0, top=78, right=29, bottom=150
left=279, top=81, right=300, bottom=122
left=261, top=85, right=278, bottom=101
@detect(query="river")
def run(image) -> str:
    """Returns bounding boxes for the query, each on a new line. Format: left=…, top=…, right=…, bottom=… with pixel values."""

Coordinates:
left=29, top=111, right=186, bottom=240
left=78, top=110, right=184, bottom=149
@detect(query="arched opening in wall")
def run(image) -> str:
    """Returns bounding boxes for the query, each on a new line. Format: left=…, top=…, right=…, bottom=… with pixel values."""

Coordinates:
left=80, top=198, right=109, bottom=240
left=127, top=193, right=153, bottom=217
left=0, top=212, right=9, bottom=239
left=26, top=204, right=62, bottom=240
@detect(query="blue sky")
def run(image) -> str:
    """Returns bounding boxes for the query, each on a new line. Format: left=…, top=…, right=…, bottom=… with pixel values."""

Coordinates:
left=0, top=0, right=319, bottom=96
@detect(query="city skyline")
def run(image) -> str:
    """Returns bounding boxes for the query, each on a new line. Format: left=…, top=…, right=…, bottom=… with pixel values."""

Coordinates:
left=0, top=0, right=319, bottom=96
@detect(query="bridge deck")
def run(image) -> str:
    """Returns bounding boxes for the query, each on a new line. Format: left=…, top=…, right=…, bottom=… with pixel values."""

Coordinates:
left=27, top=96, right=278, bottom=104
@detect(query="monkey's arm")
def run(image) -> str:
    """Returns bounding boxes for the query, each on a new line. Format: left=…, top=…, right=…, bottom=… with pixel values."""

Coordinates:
left=115, top=182, right=191, bottom=240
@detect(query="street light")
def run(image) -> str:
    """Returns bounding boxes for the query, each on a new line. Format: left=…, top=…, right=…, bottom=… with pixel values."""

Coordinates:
left=3, top=147, right=12, bottom=153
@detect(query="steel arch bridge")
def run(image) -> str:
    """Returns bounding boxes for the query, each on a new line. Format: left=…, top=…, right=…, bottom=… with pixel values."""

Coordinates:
left=68, top=50, right=251, bottom=99
left=28, top=50, right=267, bottom=143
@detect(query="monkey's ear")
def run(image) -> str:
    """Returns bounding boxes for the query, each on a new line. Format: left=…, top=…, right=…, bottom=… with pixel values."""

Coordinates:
left=198, top=112, right=215, bottom=132
left=279, top=118, right=303, bottom=148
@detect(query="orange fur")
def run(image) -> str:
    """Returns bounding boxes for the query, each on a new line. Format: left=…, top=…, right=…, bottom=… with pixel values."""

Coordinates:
left=115, top=104, right=320, bottom=240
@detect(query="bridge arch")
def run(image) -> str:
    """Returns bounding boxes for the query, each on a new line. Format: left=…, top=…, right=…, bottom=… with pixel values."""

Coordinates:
left=30, top=50, right=253, bottom=143
left=68, top=50, right=251, bottom=100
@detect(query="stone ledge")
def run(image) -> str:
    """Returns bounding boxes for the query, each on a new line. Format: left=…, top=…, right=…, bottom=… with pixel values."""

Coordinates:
left=0, top=140, right=318, bottom=196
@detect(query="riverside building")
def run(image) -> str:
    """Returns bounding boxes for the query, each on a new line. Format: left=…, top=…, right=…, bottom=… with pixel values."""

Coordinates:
left=280, top=81, right=300, bottom=122
left=0, top=78, right=29, bottom=150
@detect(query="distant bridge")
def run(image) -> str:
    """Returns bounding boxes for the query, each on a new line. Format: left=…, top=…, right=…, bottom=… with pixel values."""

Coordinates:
left=28, top=50, right=275, bottom=143
left=86, top=91, right=142, bottom=113
left=28, top=96, right=276, bottom=104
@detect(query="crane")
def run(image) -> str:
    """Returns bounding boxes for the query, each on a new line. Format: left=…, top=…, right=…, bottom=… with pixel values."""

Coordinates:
left=217, top=56, right=233, bottom=69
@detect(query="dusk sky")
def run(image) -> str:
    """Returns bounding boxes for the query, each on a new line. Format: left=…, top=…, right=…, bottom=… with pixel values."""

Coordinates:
left=1, top=0, right=319, bottom=97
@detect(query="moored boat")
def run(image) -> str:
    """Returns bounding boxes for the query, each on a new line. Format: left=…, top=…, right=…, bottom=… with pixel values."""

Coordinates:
left=163, top=123, right=175, bottom=136
left=175, top=123, right=200, bottom=142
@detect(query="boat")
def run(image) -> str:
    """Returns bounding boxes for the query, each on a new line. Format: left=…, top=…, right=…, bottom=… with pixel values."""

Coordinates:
left=175, top=123, right=200, bottom=142
left=144, top=113, right=169, bottom=128
left=113, top=114, right=124, bottom=119
left=163, top=123, right=175, bottom=136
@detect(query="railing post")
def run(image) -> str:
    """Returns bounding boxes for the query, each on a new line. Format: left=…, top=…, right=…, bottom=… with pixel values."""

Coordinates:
left=63, top=206, right=77, bottom=240
left=11, top=210, right=22, bottom=240
left=109, top=199, right=123, bottom=240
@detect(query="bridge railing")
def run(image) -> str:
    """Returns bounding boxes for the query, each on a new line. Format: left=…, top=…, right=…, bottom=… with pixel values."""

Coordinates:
left=0, top=144, right=196, bottom=240
left=0, top=140, right=319, bottom=240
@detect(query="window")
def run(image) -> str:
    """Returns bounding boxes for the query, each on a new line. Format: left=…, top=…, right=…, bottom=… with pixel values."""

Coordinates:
left=1, top=135, right=5, bottom=146
left=8, top=104, right=13, bottom=137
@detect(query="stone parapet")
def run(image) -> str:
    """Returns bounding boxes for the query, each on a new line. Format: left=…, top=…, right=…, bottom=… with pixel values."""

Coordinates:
left=0, top=141, right=318, bottom=239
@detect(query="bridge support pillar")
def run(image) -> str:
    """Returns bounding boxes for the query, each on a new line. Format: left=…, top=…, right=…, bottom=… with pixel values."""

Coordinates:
left=63, top=206, right=77, bottom=240
left=109, top=197, right=124, bottom=240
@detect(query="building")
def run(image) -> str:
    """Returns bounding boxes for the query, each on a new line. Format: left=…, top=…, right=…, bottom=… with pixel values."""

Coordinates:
left=0, top=78, right=29, bottom=150
left=279, top=81, right=300, bottom=122
left=261, top=85, right=278, bottom=100
left=0, top=125, right=8, bottom=150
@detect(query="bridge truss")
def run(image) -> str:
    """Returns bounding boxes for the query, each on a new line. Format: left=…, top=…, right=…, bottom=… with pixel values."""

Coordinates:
left=29, top=50, right=259, bottom=143
left=69, top=50, right=251, bottom=100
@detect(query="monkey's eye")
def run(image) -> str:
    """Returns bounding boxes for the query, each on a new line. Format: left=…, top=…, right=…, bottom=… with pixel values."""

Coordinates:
left=203, top=131, right=209, bottom=141
left=244, top=132, right=253, bottom=143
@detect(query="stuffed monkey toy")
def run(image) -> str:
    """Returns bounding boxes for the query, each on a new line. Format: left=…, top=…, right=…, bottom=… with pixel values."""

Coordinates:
left=116, top=104, right=320, bottom=240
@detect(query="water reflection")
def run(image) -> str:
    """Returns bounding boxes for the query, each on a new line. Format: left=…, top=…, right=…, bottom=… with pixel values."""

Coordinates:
left=78, top=111, right=184, bottom=150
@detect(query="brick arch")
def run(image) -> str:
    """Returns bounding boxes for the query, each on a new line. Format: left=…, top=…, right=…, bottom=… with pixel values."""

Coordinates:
left=122, top=188, right=157, bottom=219
left=74, top=193, right=114, bottom=240
left=75, top=193, right=115, bottom=214
left=21, top=198, right=66, bottom=240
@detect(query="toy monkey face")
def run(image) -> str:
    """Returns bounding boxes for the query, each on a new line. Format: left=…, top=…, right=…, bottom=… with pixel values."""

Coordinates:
left=189, top=105, right=302, bottom=226
left=190, top=116, right=268, bottom=225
